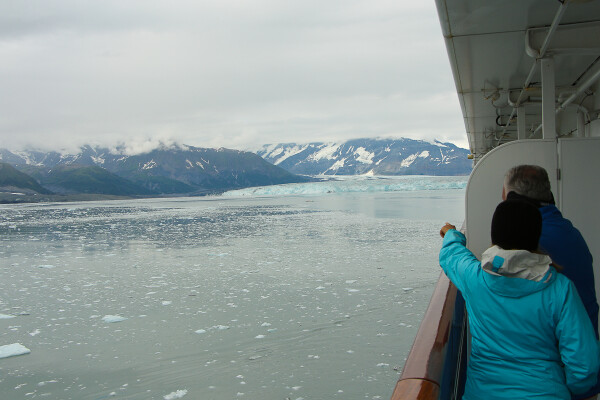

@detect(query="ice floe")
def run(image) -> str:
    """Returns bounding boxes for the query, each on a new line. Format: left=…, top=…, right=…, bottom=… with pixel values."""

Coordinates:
left=102, top=315, right=128, bottom=323
left=0, top=343, right=31, bottom=359
left=0, top=313, right=16, bottom=319
left=163, top=389, right=188, bottom=399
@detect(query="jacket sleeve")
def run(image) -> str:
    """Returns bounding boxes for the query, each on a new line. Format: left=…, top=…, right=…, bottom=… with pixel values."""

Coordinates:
left=555, top=279, right=600, bottom=395
left=438, top=229, right=480, bottom=294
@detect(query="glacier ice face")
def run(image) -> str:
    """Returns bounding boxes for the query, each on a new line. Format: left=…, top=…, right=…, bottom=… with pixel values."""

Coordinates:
left=222, top=175, right=467, bottom=198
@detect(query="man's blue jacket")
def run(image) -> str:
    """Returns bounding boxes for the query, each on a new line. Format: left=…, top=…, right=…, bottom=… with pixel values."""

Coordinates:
left=539, top=205, right=600, bottom=399
left=539, top=205, right=599, bottom=335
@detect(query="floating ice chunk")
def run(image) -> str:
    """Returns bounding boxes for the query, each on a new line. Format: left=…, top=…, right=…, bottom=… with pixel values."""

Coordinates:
left=0, top=343, right=31, bottom=359
left=376, top=363, right=390, bottom=367
left=214, top=325, right=229, bottom=330
left=37, top=380, right=57, bottom=386
left=315, top=286, right=325, bottom=290
left=402, top=287, right=414, bottom=291
left=195, top=329, right=206, bottom=334
left=102, top=315, right=128, bottom=323
left=345, top=280, right=357, bottom=284
left=0, top=313, right=16, bottom=319
left=29, top=329, right=41, bottom=336
left=255, top=335, right=265, bottom=339
left=163, top=389, right=188, bottom=399
left=162, top=301, right=172, bottom=306
left=38, top=265, right=55, bottom=269
left=346, top=288, right=360, bottom=292
left=260, top=322, right=271, bottom=327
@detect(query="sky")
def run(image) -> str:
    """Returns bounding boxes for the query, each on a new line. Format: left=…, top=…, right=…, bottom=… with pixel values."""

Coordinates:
left=0, top=0, right=467, bottom=154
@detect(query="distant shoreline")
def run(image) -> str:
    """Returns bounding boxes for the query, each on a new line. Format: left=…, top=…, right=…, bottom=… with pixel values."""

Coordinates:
left=0, top=190, right=222, bottom=205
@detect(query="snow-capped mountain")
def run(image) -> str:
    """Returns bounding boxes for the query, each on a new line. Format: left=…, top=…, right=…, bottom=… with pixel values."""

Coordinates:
left=255, top=138, right=472, bottom=176
left=0, top=145, right=310, bottom=196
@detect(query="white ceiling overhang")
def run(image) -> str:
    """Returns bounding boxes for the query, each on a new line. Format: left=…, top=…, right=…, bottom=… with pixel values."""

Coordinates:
left=435, top=0, right=600, bottom=160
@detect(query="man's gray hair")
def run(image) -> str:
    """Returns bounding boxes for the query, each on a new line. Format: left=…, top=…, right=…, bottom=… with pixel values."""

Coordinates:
left=504, top=165, right=554, bottom=202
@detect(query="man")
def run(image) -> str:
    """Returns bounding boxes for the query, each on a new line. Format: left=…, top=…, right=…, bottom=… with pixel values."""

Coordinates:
left=503, top=164, right=599, bottom=400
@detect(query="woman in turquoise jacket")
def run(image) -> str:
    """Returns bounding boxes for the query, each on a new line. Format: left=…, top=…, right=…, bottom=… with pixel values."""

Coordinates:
left=439, top=199, right=599, bottom=400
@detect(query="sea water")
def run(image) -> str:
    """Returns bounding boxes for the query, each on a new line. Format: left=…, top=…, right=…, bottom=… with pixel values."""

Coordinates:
left=0, top=176, right=466, bottom=400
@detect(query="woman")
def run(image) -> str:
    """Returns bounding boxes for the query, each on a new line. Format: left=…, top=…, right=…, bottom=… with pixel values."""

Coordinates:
left=439, top=199, right=599, bottom=399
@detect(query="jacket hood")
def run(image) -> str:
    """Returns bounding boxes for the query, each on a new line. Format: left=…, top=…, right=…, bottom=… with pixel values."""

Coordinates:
left=480, top=246, right=556, bottom=298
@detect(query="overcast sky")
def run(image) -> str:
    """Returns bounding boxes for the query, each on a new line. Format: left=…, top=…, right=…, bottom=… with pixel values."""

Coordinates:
left=0, top=0, right=467, bottom=154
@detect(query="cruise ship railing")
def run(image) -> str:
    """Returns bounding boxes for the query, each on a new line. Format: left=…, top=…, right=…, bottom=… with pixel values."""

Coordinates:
left=390, top=273, right=467, bottom=400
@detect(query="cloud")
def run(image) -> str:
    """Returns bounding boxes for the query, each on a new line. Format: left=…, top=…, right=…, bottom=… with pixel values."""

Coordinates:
left=0, top=0, right=467, bottom=152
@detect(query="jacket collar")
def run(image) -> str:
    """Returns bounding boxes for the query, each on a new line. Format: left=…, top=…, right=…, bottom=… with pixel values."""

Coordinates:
left=480, top=246, right=555, bottom=297
left=506, top=191, right=554, bottom=207
left=481, top=246, right=553, bottom=282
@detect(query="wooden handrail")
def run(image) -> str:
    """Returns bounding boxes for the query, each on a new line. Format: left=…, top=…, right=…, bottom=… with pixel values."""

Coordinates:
left=390, top=273, right=458, bottom=400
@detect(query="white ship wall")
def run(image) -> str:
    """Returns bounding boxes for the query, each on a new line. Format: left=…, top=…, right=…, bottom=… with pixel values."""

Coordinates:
left=465, top=138, right=600, bottom=332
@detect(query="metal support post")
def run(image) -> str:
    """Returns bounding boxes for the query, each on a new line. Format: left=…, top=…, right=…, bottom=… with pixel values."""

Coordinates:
left=517, top=107, right=527, bottom=140
left=541, top=58, right=557, bottom=139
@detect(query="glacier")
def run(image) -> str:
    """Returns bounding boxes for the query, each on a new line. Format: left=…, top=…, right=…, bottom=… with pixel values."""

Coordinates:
left=222, top=175, right=467, bottom=197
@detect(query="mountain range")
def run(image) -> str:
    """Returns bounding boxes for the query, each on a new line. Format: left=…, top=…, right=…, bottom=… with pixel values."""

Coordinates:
left=255, top=138, right=472, bottom=176
left=0, top=138, right=472, bottom=203
left=0, top=145, right=310, bottom=202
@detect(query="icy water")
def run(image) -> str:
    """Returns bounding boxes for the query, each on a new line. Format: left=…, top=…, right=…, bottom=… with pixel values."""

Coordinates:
left=0, top=176, right=466, bottom=400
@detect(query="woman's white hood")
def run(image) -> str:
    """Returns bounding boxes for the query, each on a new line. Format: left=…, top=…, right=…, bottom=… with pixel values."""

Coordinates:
left=481, top=246, right=553, bottom=283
